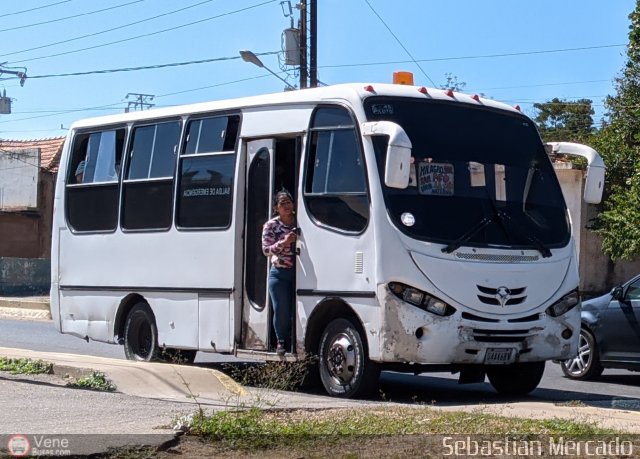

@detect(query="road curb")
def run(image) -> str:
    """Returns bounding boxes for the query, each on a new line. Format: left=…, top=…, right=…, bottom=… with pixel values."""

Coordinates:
left=0, top=298, right=51, bottom=321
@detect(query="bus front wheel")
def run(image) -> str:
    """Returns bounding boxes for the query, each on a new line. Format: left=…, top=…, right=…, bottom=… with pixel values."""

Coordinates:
left=486, top=361, right=545, bottom=396
left=123, top=303, right=159, bottom=362
left=318, top=318, right=379, bottom=398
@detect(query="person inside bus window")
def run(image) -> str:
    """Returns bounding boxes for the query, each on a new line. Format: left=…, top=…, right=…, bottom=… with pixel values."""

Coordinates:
left=75, top=160, right=86, bottom=184
left=262, top=190, right=296, bottom=356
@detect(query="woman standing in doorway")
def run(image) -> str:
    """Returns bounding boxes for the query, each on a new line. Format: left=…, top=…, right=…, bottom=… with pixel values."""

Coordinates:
left=262, top=190, right=296, bottom=356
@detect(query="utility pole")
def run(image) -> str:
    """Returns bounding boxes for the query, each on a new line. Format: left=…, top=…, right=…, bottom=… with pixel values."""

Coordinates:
left=125, top=93, right=154, bottom=112
left=309, top=0, right=317, bottom=88
left=299, top=1, right=308, bottom=89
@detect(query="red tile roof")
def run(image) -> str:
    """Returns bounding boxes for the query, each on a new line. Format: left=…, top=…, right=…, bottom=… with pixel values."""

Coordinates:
left=0, top=137, right=65, bottom=172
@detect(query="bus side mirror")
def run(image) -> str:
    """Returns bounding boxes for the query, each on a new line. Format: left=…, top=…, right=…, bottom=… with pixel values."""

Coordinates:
left=362, top=121, right=412, bottom=189
left=545, top=142, right=606, bottom=204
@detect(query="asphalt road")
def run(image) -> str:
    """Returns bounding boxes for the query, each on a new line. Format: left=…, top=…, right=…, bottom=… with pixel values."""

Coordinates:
left=2, top=318, right=640, bottom=412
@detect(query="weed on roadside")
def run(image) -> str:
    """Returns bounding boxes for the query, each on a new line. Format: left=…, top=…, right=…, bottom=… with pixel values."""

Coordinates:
left=66, top=370, right=116, bottom=392
left=185, top=406, right=621, bottom=453
left=222, top=355, right=316, bottom=392
left=0, top=357, right=52, bottom=375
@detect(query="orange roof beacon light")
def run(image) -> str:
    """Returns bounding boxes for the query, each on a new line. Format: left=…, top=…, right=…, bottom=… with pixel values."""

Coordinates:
left=393, top=71, right=414, bottom=85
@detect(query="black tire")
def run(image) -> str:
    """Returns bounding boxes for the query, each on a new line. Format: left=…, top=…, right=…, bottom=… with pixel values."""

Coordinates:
left=123, top=303, right=159, bottom=362
left=561, top=328, right=603, bottom=380
left=160, top=349, right=197, bottom=365
left=318, top=318, right=379, bottom=398
left=487, top=361, right=545, bottom=396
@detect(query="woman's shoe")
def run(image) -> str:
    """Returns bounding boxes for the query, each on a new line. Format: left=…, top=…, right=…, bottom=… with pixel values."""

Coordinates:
left=276, top=340, right=286, bottom=356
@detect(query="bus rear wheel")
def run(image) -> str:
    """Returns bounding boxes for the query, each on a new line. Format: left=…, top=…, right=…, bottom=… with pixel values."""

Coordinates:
left=486, top=361, right=545, bottom=396
left=124, top=303, right=159, bottom=362
left=318, top=318, right=379, bottom=398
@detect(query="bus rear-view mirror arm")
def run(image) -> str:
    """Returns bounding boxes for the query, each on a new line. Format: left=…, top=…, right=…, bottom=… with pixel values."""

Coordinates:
left=545, top=142, right=606, bottom=204
left=362, top=121, right=412, bottom=189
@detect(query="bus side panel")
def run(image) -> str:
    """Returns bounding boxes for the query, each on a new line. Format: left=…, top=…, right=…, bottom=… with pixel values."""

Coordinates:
left=297, top=296, right=382, bottom=360
left=198, top=294, right=233, bottom=352
left=59, top=290, right=118, bottom=342
left=150, top=293, right=199, bottom=349
left=58, top=230, right=234, bottom=289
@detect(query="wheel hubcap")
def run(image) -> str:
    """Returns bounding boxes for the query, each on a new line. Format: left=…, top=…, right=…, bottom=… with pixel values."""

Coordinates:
left=564, top=333, right=591, bottom=376
left=326, top=333, right=356, bottom=384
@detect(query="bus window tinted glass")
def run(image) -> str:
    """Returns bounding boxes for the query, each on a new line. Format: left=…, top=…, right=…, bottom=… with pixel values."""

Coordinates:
left=307, top=129, right=365, bottom=194
left=66, top=128, right=126, bottom=232
left=312, top=107, right=354, bottom=128
left=304, top=106, right=369, bottom=233
left=127, top=121, right=180, bottom=180
left=73, top=130, right=121, bottom=184
left=177, top=154, right=235, bottom=228
left=185, top=116, right=239, bottom=154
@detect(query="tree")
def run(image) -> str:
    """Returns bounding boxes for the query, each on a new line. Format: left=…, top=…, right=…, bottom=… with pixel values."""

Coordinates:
left=591, top=1, right=640, bottom=261
left=533, top=98, right=594, bottom=143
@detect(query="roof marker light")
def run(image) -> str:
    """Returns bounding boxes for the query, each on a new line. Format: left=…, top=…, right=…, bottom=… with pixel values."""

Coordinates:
left=364, top=85, right=375, bottom=92
left=418, top=87, right=428, bottom=94
left=445, top=89, right=454, bottom=97
left=514, top=104, right=521, bottom=111
left=471, top=94, right=480, bottom=101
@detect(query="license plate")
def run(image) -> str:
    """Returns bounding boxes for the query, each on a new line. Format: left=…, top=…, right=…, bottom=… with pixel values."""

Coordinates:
left=484, top=348, right=515, bottom=364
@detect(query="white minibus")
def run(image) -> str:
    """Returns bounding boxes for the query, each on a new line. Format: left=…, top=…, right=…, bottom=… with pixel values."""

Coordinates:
left=51, top=81, right=605, bottom=397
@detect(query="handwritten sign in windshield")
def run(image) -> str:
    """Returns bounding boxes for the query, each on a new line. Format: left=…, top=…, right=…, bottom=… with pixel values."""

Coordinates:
left=418, top=162, right=454, bottom=196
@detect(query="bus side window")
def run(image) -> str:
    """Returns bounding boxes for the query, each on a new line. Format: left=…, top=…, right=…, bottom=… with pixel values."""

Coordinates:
left=304, top=106, right=369, bottom=233
left=121, top=120, right=181, bottom=231
left=176, top=115, right=239, bottom=230
left=66, top=128, right=125, bottom=232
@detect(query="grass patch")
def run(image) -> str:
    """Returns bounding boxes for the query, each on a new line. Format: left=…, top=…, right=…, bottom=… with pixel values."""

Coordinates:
left=188, top=407, right=622, bottom=452
left=0, top=356, right=52, bottom=375
left=66, top=370, right=116, bottom=392
left=222, top=356, right=316, bottom=392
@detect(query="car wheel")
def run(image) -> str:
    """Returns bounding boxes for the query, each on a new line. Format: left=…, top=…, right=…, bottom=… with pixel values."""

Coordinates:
left=561, top=328, right=603, bottom=380
left=487, top=361, right=545, bottom=396
left=123, top=303, right=159, bottom=362
left=318, top=318, right=379, bottom=398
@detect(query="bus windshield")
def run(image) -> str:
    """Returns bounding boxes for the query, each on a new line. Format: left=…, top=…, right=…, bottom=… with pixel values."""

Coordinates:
left=365, top=96, right=570, bottom=251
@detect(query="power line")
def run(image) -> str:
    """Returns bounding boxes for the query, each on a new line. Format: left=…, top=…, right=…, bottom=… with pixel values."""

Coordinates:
left=0, top=74, right=273, bottom=126
left=471, top=79, right=613, bottom=92
left=6, top=0, right=278, bottom=65
left=0, top=0, right=72, bottom=19
left=0, top=0, right=218, bottom=60
left=319, top=44, right=625, bottom=70
left=362, top=0, right=437, bottom=87
left=28, top=51, right=280, bottom=79
left=0, top=0, right=146, bottom=33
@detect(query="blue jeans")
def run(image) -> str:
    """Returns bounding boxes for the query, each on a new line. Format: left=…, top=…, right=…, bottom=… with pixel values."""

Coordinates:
left=268, top=266, right=294, bottom=344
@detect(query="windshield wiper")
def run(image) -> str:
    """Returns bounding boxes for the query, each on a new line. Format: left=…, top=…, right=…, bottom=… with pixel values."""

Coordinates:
left=497, top=210, right=552, bottom=258
left=442, top=216, right=493, bottom=254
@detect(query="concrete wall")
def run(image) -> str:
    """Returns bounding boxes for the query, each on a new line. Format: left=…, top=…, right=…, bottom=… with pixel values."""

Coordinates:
left=0, top=257, right=50, bottom=295
left=0, top=171, right=54, bottom=259
left=0, top=148, right=39, bottom=210
left=556, top=166, right=640, bottom=297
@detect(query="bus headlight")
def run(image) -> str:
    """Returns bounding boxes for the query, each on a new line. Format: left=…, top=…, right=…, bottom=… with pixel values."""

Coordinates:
left=546, top=290, right=580, bottom=317
left=388, top=282, right=456, bottom=316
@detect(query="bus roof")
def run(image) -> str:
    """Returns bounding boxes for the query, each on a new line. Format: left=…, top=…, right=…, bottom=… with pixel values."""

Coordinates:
left=69, top=83, right=522, bottom=130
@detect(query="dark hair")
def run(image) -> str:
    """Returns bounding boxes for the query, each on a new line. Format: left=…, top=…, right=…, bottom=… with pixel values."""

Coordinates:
left=274, top=189, right=293, bottom=205
left=272, top=189, right=294, bottom=215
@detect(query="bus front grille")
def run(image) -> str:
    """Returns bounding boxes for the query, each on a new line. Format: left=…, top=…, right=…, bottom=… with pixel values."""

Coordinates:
left=472, top=328, right=530, bottom=343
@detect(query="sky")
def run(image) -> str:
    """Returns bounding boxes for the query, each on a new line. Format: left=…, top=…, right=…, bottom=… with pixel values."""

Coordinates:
left=0, top=0, right=635, bottom=140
